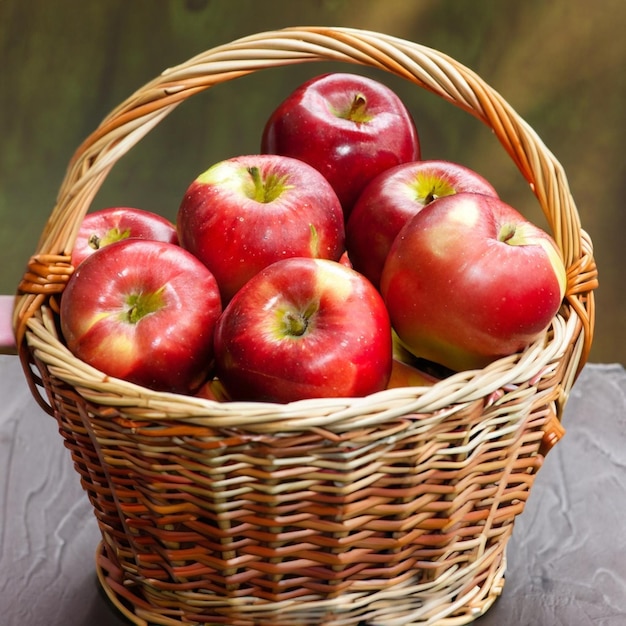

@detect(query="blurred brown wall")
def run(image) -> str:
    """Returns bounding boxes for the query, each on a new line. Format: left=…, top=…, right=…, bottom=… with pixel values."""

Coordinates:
left=1, top=0, right=623, bottom=364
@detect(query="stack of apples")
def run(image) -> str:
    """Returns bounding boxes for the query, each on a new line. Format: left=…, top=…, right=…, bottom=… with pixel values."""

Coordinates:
left=60, top=73, right=567, bottom=403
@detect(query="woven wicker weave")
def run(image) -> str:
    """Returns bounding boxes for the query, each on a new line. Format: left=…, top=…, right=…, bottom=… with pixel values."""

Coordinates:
left=13, top=27, right=597, bottom=626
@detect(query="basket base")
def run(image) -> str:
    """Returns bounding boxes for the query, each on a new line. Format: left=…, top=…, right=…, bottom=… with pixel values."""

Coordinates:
left=95, top=542, right=504, bottom=626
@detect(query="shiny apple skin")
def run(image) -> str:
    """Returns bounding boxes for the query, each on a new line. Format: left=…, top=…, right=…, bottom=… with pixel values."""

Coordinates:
left=386, top=359, right=440, bottom=389
left=213, top=257, right=393, bottom=403
left=177, top=154, right=345, bottom=304
left=346, top=160, right=499, bottom=288
left=60, top=239, right=222, bottom=394
left=70, top=206, right=179, bottom=268
left=381, top=193, right=567, bottom=372
left=261, top=73, right=420, bottom=216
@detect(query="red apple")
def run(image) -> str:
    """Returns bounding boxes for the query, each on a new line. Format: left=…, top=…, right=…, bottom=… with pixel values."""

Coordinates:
left=60, top=239, right=222, bottom=394
left=195, top=377, right=231, bottom=402
left=177, top=154, right=345, bottom=303
left=261, top=72, right=420, bottom=216
left=381, top=193, right=567, bottom=372
left=346, top=160, right=499, bottom=288
left=70, top=206, right=179, bottom=268
left=213, top=257, right=393, bottom=403
left=386, top=359, right=440, bottom=389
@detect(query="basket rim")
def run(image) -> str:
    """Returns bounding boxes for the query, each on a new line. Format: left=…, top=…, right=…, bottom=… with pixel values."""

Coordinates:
left=20, top=284, right=574, bottom=431
left=12, top=25, right=597, bottom=419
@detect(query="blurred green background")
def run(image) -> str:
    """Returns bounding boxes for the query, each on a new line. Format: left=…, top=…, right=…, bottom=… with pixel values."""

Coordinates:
left=1, top=0, right=623, bottom=364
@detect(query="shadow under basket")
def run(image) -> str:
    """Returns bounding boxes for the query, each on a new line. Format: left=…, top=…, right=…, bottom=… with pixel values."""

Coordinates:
left=13, top=27, right=597, bottom=626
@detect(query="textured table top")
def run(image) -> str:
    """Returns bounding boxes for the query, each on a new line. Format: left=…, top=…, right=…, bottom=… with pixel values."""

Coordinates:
left=1, top=354, right=624, bottom=625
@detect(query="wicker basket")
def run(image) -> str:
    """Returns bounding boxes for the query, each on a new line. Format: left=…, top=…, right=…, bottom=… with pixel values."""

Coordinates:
left=13, top=27, right=597, bottom=626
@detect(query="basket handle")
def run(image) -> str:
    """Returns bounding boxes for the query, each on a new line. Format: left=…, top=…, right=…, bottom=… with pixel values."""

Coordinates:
left=12, top=26, right=597, bottom=365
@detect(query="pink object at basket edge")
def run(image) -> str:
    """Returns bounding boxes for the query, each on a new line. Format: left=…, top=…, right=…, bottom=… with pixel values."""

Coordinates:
left=0, top=295, right=17, bottom=354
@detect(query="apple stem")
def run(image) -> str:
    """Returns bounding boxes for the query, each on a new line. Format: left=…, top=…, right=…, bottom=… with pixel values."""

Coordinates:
left=341, top=93, right=372, bottom=123
left=499, top=223, right=517, bottom=243
left=283, top=311, right=309, bottom=337
left=308, top=224, right=320, bottom=257
left=89, top=227, right=131, bottom=250
left=247, top=166, right=265, bottom=202
left=124, top=289, right=165, bottom=324
left=88, top=234, right=101, bottom=250
left=246, top=166, right=289, bottom=203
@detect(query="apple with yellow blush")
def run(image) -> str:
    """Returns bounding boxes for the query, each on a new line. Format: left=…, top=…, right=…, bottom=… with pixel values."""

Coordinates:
left=381, top=193, right=567, bottom=371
